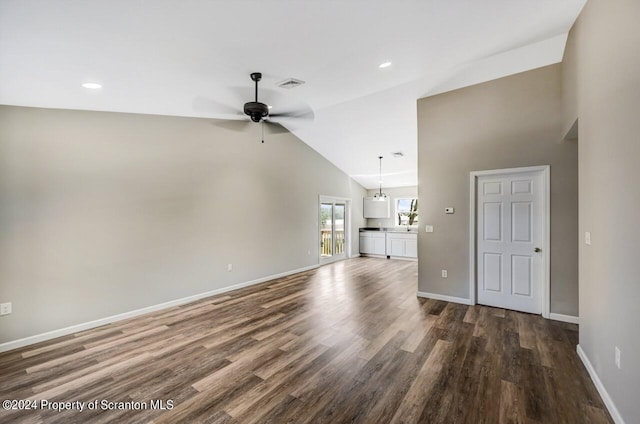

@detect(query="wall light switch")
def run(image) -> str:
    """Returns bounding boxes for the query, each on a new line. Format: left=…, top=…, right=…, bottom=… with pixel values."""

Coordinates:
left=445, top=207, right=454, bottom=214
left=441, top=270, right=448, bottom=278
left=227, top=264, right=233, bottom=272
left=615, top=346, right=621, bottom=369
left=0, top=302, right=11, bottom=316
left=425, top=225, right=434, bottom=233
left=585, top=231, right=591, bottom=245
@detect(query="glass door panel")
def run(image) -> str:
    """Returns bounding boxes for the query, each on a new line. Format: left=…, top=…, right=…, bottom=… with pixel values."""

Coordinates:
left=334, top=203, right=345, bottom=255
left=320, top=203, right=333, bottom=258
left=320, top=199, right=348, bottom=264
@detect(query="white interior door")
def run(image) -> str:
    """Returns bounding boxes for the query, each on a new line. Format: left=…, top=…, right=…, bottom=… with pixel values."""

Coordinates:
left=476, top=170, right=545, bottom=314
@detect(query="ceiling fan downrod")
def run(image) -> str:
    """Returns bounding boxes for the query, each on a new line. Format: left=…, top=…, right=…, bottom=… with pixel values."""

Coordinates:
left=244, top=72, right=269, bottom=123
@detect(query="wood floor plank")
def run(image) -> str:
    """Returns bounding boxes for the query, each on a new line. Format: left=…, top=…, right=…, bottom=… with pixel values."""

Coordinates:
left=389, top=338, right=452, bottom=424
left=499, top=380, right=529, bottom=424
left=400, top=313, right=437, bottom=353
left=0, top=258, right=612, bottom=424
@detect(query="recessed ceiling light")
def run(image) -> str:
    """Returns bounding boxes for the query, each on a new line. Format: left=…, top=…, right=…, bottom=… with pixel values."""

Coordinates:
left=379, top=62, right=392, bottom=69
left=82, top=82, right=102, bottom=89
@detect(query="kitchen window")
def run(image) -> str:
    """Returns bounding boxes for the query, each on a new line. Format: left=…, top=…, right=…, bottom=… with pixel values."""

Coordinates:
left=396, top=198, right=418, bottom=226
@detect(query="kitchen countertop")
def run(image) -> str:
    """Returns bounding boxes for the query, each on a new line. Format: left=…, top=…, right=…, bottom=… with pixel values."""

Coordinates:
left=359, top=227, right=418, bottom=234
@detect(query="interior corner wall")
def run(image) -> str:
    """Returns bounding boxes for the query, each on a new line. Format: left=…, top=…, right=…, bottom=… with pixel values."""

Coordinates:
left=416, top=64, right=579, bottom=316
left=563, top=0, right=640, bottom=422
left=0, top=105, right=366, bottom=345
left=350, top=179, right=368, bottom=256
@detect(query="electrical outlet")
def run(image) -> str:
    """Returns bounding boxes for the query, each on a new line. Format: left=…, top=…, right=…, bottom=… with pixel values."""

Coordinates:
left=0, top=302, right=12, bottom=316
left=585, top=231, right=591, bottom=245
left=227, top=263, right=233, bottom=272
left=425, top=225, right=434, bottom=233
left=615, top=346, right=621, bottom=369
left=441, top=270, right=448, bottom=278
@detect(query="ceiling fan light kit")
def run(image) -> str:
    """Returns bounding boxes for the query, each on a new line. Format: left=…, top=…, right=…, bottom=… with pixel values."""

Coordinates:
left=373, top=155, right=388, bottom=200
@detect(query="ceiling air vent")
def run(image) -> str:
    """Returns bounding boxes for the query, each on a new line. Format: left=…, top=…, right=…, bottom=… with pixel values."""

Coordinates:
left=276, top=78, right=305, bottom=89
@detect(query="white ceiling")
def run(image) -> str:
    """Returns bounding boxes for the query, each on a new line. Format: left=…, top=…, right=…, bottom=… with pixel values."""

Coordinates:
left=0, top=0, right=586, bottom=189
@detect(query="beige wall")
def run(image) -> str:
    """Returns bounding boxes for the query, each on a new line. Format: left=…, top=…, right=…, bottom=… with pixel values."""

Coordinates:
left=0, top=106, right=366, bottom=344
left=365, top=185, right=417, bottom=228
left=564, top=0, right=640, bottom=421
left=417, top=64, right=579, bottom=316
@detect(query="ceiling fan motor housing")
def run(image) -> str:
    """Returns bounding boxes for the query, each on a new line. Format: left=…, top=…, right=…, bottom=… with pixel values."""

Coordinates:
left=244, top=101, right=269, bottom=122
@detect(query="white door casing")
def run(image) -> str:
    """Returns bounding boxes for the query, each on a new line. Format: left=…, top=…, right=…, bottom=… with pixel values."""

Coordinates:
left=319, top=195, right=350, bottom=264
left=471, top=167, right=549, bottom=315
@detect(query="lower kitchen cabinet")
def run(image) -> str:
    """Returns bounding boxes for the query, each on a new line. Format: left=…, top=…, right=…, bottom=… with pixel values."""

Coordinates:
left=386, top=233, right=418, bottom=259
left=359, top=231, right=417, bottom=259
left=359, top=232, right=386, bottom=255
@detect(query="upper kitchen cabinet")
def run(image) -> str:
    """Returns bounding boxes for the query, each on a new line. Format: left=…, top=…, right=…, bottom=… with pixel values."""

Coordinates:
left=363, top=197, right=390, bottom=218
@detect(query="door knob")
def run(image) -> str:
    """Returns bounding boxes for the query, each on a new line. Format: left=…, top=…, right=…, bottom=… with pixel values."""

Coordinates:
left=534, top=247, right=542, bottom=253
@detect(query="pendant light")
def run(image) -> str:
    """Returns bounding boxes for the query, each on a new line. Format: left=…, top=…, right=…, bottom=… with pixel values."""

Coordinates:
left=373, top=156, right=387, bottom=201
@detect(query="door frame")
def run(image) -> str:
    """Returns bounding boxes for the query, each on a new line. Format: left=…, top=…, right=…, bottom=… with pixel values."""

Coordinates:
left=319, top=195, right=351, bottom=265
left=468, top=165, right=550, bottom=318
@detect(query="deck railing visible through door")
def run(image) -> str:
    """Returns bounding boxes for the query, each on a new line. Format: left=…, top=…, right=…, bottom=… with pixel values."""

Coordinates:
left=320, top=229, right=345, bottom=256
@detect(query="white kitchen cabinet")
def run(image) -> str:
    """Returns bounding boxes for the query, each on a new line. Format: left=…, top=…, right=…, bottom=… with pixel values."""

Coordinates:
left=363, top=197, right=390, bottom=218
left=359, top=232, right=386, bottom=255
left=385, top=233, right=418, bottom=258
left=405, top=237, right=418, bottom=258
left=388, top=238, right=405, bottom=257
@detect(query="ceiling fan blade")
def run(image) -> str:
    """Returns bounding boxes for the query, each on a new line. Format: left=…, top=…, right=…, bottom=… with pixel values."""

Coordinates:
left=268, top=107, right=315, bottom=122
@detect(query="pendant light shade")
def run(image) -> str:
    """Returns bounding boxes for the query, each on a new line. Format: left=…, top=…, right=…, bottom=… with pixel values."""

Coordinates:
left=373, top=156, right=387, bottom=200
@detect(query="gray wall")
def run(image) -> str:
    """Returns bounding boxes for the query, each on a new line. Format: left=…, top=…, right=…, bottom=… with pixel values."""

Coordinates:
left=564, top=0, right=640, bottom=421
left=0, top=106, right=366, bottom=344
left=365, top=186, right=418, bottom=228
left=349, top=178, right=367, bottom=256
left=417, top=64, right=579, bottom=316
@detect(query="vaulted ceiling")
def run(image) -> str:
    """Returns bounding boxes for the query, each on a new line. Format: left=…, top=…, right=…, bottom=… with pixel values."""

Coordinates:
left=0, top=0, right=586, bottom=188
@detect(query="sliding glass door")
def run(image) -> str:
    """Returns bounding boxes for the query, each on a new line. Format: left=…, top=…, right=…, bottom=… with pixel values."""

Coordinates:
left=320, top=198, right=348, bottom=264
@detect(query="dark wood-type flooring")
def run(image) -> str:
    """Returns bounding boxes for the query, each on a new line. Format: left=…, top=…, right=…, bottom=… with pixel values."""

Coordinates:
left=0, top=257, right=611, bottom=423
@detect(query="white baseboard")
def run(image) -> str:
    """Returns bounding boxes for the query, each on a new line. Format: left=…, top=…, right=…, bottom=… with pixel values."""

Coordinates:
left=577, top=344, right=625, bottom=424
left=388, top=256, right=418, bottom=262
left=0, top=264, right=320, bottom=353
left=549, top=312, right=580, bottom=324
left=417, top=291, right=473, bottom=305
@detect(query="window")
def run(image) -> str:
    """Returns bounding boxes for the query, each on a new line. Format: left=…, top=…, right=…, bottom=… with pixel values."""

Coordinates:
left=396, top=198, right=418, bottom=226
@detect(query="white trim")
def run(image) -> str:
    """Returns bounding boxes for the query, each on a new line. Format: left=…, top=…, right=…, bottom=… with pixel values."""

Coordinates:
left=577, top=345, right=626, bottom=424
left=0, top=264, right=319, bottom=353
left=319, top=195, right=351, bottom=202
left=417, top=291, right=473, bottom=305
left=469, top=165, right=551, bottom=318
left=549, top=313, right=580, bottom=324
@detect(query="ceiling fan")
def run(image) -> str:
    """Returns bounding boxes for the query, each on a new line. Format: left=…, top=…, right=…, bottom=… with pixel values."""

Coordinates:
left=194, top=72, right=314, bottom=143
left=244, top=72, right=271, bottom=123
